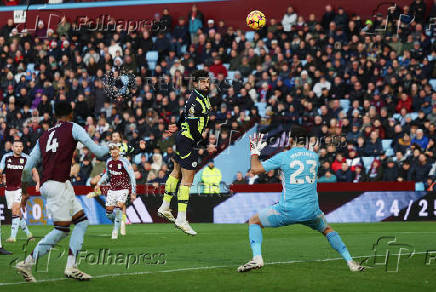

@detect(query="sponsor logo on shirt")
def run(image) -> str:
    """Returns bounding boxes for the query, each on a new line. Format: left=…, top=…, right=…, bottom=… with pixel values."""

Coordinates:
left=7, top=164, right=24, bottom=170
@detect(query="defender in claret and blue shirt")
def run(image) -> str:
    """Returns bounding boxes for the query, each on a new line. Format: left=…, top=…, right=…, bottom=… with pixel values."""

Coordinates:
left=237, top=126, right=365, bottom=273
left=16, top=101, right=109, bottom=282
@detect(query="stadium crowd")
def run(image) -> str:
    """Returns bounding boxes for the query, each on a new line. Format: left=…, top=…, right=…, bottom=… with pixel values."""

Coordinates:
left=0, top=2, right=436, bottom=189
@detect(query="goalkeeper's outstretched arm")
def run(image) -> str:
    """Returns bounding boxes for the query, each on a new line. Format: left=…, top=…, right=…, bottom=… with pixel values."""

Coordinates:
left=250, top=155, right=266, bottom=175
left=249, top=133, right=267, bottom=175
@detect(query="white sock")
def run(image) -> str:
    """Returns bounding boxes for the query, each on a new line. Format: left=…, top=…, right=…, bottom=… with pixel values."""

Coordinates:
left=176, top=211, right=186, bottom=222
left=66, top=255, right=76, bottom=268
left=253, top=255, right=263, bottom=264
left=25, top=254, right=34, bottom=264
left=20, top=217, right=31, bottom=236
left=161, top=200, right=170, bottom=210
left=10, top=216, right=20, bottom=239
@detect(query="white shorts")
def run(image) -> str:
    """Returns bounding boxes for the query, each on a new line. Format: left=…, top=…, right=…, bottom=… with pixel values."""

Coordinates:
left=106, top=189, right=129, bottom=207
left=40, top=180, right=83, bottom=222
left=5, top=189, right=22, bottom=209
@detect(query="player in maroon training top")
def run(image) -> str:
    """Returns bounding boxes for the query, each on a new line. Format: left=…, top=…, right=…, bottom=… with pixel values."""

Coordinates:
left=95, top=143, right=136, bottom=239
left=17, top=101, right=109, bottom=282
left=0, top=140, right=39, bottom=244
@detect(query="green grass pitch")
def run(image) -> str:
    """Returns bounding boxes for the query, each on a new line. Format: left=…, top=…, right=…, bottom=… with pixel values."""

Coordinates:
left=0, top=222, right=435, bottom=291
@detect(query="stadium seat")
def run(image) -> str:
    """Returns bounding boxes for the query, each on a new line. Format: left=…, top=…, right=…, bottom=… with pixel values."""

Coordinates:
left=146, top=51, right=158, bottom=70
left=339, top=99, right=350, bottom=112
left=385, top=148, right=394, bottom=157
left=152, top=37, right=157, bottom=43
left=300, top=60, right=307, bottom=67
left=416, top=182, right=425, bottom=191
left=26, top=63, right=35, bottom=73
left=362, top=157, right=375, bottom=172
left=227, top=71, right=236, bottom=81
left=409, top=112, right=418, bottom=120
left=223, top=63, right=230, bottom=70
left=180, top=44, right=187, bottom=54
left=382, top=139, right=392, bottom=151
left=245, top=31, right=255, bottom=41
left=392, top=113, right=401, bottom=120
left=197, top=64, right=204, bottom=70
left=430, top=79, right=436, bottom=91
left=255, top=102, right=267, bottom=118
left=382, top=139, right=394, bottom=157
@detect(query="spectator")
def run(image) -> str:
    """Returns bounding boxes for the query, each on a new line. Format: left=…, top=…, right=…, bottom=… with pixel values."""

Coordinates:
left=415, top=154, right=432, bottom=183
left=312, top=76, right=331, bottom=97
left=334, top=7, right=348, bottom=30
left=364, top=131, right=383, bottom=157
left=232, top=171, right=247, bottom=185
left=396, top=93, right=412, bottom=113
left=188, top=4, right=203, bottom=43
left=336, top=163, right=353, bottom=182
left=282, top=6, right=298, bottom=32
left=318, top=170, right=337, bottom=183
left=331, top=153, right=346, bottom=173
left=209, top=57, right=227, bottom=78
left=353, top=165, right=368, bottom=182
left=201, top=160, right=222, bottom=193
left=411, top=129, right=429, bottom=150
left=321, top=4, right=335, bottom=30
left=256, top=170, right=280, bottom=184
left=346, top=150, right=363, bottom=172
left=382, top=158, right=399, bottom=181
left=410, top=0, right=426, bottom=24
left=368, top=159, right=383, bottom=182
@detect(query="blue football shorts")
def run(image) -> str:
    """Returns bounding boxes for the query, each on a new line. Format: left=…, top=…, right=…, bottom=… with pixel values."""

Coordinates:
left=258, top=204, right=328, bottom=233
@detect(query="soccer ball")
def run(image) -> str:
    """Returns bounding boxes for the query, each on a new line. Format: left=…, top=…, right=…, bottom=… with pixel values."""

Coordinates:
left=246, top=10, right=266, bottom=30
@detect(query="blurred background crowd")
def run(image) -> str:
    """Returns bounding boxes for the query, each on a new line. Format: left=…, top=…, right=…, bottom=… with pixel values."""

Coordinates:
left=0, top=1, right=436, bottom=190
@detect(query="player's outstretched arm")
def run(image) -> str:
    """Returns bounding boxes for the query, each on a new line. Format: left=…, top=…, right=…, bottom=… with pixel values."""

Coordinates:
left=97, top=168, right=109, bottom=188
left=22, top=142, right=42, bottom=195
left=249, top=134, right=267, bottom=175
left=250, top=155, right=266, bottom=175
left=32, top=168, right=40, bottom=192
left=0, top=154, right=8, bottom=184
left=72, top=123, right=109, bottom=158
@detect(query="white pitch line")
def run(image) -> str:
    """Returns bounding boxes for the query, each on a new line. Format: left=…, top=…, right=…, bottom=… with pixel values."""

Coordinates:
left=0, top=252, right=430, bottom=286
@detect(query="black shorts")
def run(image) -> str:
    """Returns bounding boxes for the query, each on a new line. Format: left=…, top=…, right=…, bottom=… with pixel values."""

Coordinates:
left=174, top=133, right=198, bottom=170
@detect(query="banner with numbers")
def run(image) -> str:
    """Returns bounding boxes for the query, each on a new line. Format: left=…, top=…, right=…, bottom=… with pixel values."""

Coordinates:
left=213, top=191, right=436, bottom=223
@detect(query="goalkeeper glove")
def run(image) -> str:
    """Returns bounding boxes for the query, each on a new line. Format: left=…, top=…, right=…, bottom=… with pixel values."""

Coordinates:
left=249, top=133, right=267, bottom=156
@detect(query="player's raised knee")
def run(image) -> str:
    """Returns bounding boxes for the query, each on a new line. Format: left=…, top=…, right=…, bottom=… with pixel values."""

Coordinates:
left=322, top=225, right=334, bottom=236
left=248, top=215, right=261, bottom=226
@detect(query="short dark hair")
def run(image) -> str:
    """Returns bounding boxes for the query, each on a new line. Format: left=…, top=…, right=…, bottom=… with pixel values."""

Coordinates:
left=54, top=100, right=73, bottom=118
left=112, top=131, right=123, bottom=139
left=290, top=126, right=309, bottom=145
left=191, top=70, right=209, bottom=83
left=13, top=140, right=23, bottom=145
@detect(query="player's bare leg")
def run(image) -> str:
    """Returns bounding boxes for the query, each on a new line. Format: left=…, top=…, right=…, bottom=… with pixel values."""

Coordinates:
left=238, top=214, right=264, bottom=272
left=158, top=161, right=181, bottom=222
left=174, top=168, right=197, bottom=235
left=322, top=226, right=365, bottom=272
